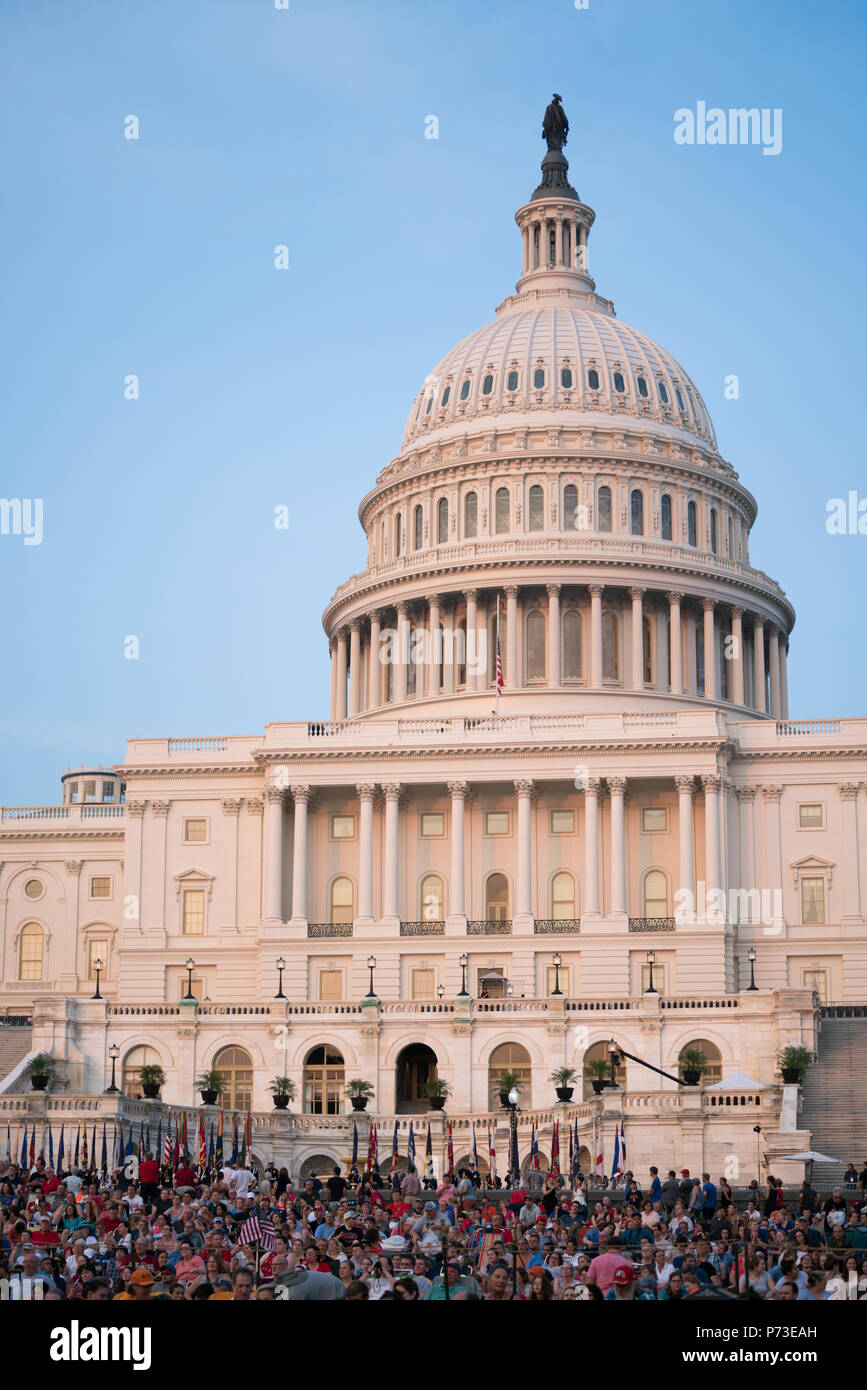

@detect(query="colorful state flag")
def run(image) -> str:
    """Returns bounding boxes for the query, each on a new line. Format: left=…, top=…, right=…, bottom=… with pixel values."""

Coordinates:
left=48, top=1125, right=54, bottom=1167
left=74, top=1126, right=80, bottom=1167
left=470, top=1122, right=478, bottom=1172
left=392, top=1121, right=399, bottom=1169
left=407, top=1122, right=415, bottom=1171
left=620, top=1121, right=627, bottom=1171
left=594, top=1121, right=603, bottom=1175
left=423, top=1122, right=434, bottom=1181
left=530, top=1122, right=539, bottom=1171
left=199, top=1115, right=207, bottom=1171
left=243, top=1112, right=252, bottom=1164
left=568, top=1119, right=574, bottom=1178
left=488, top=1125, right=497, bottom=1182
left=551, top=1120, right=560, bottom=1176
left=612, top=1125, right=621, bottom=1178
left=230, top=1113, right=239, bottom=1165
left=58, top=1124, right=65, bottom=1172
left=447, top=1121, right=454, bottom=1180
left=207, top=1120, right=215, bottom=1169
left=100, top=1121, right=108, bottom=1175
left=20, top=1126, right=28, bottom=1168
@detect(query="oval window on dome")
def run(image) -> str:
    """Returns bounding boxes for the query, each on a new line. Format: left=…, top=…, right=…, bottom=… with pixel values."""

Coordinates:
left=425, top=395, right=433, bottom=415
left=482, top=374, right=494, bottom=395
left=507, top=370, right=519, bottom=391
left=675, top=388, right=685, bottom=411
left=533, top=368, right=545, bottom=389
left=587, top=369, right=600, bottom=390
left=658, top=382, right=669, bottom=405
left=441, top=386, right=451, bottom=407
left=460, top=379, right=471, bottom=401
left=561, top=367, right=573, bottom=389
left=613, top=371, right=626, bottom=394
left=637, top=376, right=649, bottom=398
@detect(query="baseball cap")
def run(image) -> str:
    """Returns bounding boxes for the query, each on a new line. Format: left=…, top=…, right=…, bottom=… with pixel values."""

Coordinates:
left=612, top=1265, right=637, bottom=1285
left=681, top=1169, right=690, bottom=1176
left=130, top=1269, right=154, bottom=1286
left=424, top=1201, right=436, bottom=1210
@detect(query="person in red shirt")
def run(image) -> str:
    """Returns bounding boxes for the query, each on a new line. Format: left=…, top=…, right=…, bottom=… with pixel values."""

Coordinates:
left=386, top=1199, right=410, bottom=1220
left=173, top=1162, right=197, bottom=1192
left=31, top=1215, right=59, bottom=1249
left=139, top=1153, right=160, bottom=1203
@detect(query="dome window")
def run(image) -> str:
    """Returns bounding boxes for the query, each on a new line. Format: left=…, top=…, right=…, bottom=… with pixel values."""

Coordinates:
left=413, top=504, right=423, bottom=551
left=460, top=379, right=471, bottom=401
left=533, top=368, right=545, bottom=389
left=675, top=388, right=685, bottom=411
left=661, top=494, right=673, bottom=541
left=613, top=371, right=626, bottom=394
left=507, top=370, right=519, bottom=391
left=441, top=386, right=451, bottom=407
left=637, top=375, right=649, bottom=398
left=425, top=395, right=433, bottom=415
left=687, top=501, right=698, bottom=548
left=482, top=374, right=494, bottom=395
left=587, top=368, right=600, bottom=390
left=658, top=382, right=669, bottom=405
left=495, top=487, right=511, bottom=535
left=563, top=483, right=579, bottom=531
left=528, top=484, right=544, bottom=532
left=437, top=497, right=449, bottom=544
left=631, top=489, right=644, bottom=536
left=464, top=491, right=478, bottom=538
left=710, top=507, right=718, bottom=555
left=561, top=367, right=573, bottom=389
left=597, top=485, right=612, bottom=534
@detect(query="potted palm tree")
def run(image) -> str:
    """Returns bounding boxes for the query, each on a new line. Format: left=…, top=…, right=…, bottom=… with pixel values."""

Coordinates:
left=346, top=1079, right=375, bottom=1112
left=586, top=1059, right=610, bottom=1095
left=779, top=1045, right=812, bottom=1085
left=196, top=1069, right=223, bottom=1106
left=24, top=1054, right=57, bottom=1092
left=679, top=1048, right=708, bottom=1087
left=495, top=1071, right=521, bottom=1108
left=550, top=1066, right=578, bottom=1103
left=139, top=1063, right=166, bottom=1099
left=268, top=1077, right=297, bottom=1110
left=424, top=1078, right=451, bottom=1111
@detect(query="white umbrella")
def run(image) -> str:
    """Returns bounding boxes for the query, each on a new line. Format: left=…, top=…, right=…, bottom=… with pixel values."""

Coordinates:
left=706, top=1069, right=764, bottom=1090
left=778, top=1151, right=841, bottom=1163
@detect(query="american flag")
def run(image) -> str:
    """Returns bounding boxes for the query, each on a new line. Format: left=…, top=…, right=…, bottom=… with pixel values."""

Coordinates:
left=496, top=635, right=503, bottom=696
left=240, top=1204, right=276, bottom=1250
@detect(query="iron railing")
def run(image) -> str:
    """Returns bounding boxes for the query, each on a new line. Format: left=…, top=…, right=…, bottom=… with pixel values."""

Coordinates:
left=628, top=917, right=677, bottom=931
left=534, top=919, right=581, bottom=934
left=467, top=920, right=512, bottom=935
left=307, top=923, right=353, bottom=938
left=399, top=920, right=445, bottom=936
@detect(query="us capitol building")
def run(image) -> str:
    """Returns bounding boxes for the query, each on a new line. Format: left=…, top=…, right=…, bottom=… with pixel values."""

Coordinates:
left=2, top=100, right=865, bottom=1182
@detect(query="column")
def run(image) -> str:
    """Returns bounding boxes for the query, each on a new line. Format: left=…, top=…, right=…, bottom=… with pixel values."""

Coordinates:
left=124, top=801, right=146, bottom=932
left=667, top=592, right=682, bottom=695
left=335, top=629, right=348, bottom=720
left=424, top=595, right=440, bottom=698
left=547, top=584, right=561, bottom=688
left=522, top=224, right=529, bottom=274
left=769, top=625, right=781, bottom=719
left=589, top=584, right=603, bottom=688
left=630, top=587, right=645, bottom=690
left=447, top=782, right=468, bottom=923
left=753, top=619, right=766, bottom=713
left=514, top=780, right=534, bottom=923
left=356, top=784, right=376, bottom=924
left=583, top=778, right=601, bottom=916
left=382, top=784, right=401, bottom=924
left=736, top=787, right=757, bottom=923
left=465, top=590, right=479, bottom=692
left=608, top=777, right=627, bottom=916
left=839, top=784, right=863, bottom=925
left=442, top=604, right=455, bottom=694
left=779, top=641, right=789, bottom=720
left=263, top=785, right=285, bottom=923
left=761, top=785, right=784, bottom=932
left=394, top=601, right=409, bottom=703
left=702, top=775, right=722, bottom=918
left=675, top=776, right=695, bottom=916
left=554, top=216, right=563, bottom=266
left=289, top=785, right=310, bottom=923
left=368, top=611, right=382, bottom=709
left=348, top=619, right=362, bottom=717
left=730, top=606, right=745, bottom=706
left=505, top=586, right=519, bottom=689
left=702, top=598, right=716, bottom=700
left=329, top=639, right=337, bottom=721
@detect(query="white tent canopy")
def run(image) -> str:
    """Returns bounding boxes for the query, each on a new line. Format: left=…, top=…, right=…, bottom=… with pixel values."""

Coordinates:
left=778, top=1151, right=842, bottom=1164
left=706, top=1069, right=764, bottom=1090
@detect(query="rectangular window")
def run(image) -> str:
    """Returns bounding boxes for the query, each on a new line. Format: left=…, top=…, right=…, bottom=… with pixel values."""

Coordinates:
left=330, top=815, right=356, bottom=840
left=801, top=877, right=825, bottom=925
left=178, top=977, right=203, bottom=1001
left=88, top=940, right=108, bottom=979
left=641, top=963, right=666, bottom=994
left=69, top=782, right=79, bottom=803
left=411, top=968, right=435, bottom=1000
left=485, top=812, right=510, bottom=836
left=182, top=888, right=205, bottom=935
left=550, top=810, right=575, bottom=834
left=319, top=970, right=343, bottom=1001
left=420, top=813, right=445, bottom=838
left=184, top=818, right=207, bottom=843
left=546, top=965, right=569, bottom=995
left=83, top=780, right=96, bottom=802
left=798, top=804, right=824, bottom=829
left=802, top=969, right=828, bottom=1001
left=102, top=782, right=115, bottom=801
left=90, top=876, right=111, bottom=899
left=477, top=968, right=504, bottom=998
left=641, top=808, right=668, bottom=832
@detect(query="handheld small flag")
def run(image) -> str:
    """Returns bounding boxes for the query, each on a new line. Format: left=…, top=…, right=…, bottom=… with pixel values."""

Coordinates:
left=240, top=1204, right=276, bottom=1251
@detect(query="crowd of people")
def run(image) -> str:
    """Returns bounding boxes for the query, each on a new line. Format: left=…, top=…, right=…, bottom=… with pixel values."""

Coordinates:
left=1, top=1150, right=866, bottom=1301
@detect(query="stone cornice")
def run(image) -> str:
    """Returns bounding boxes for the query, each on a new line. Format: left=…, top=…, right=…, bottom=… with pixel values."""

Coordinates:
left=0, top=830, right=125, bottom=842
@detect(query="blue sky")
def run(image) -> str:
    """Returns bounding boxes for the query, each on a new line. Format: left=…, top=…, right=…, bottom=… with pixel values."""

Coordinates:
left=1, top=0, right=865, bottom=804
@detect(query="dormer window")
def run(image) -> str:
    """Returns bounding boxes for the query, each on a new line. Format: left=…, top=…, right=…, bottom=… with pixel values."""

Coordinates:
left=425, top=395, right=433, bottom=414
left=460, top=379, right=471, bottom=401
left=482, top=374, right=494, bottom=395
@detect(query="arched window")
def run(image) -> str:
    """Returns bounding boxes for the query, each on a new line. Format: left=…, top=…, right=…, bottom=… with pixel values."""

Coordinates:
left=677, top=1040, right=722, bottom=1085
left=330, top=876, right=354, bottom=925
left=425, top=394, right=433, bottom=415
left=602, top=610, right=620, bottom=681
left=485, top=873, right=509, bottom=922
left=413, top=504, right=423, bottom=551
left=464, top=491, right=478, bottom=538
left=675, top=387, right=685, bottom=411
left=597, top=485, right=612, bottom=533
left=710, top=508, right=718, bottom=554
left=533, top=367, right=545, bottom=389
left=687, top=501, right=697, bottom=547
left=18, top=922, right=44, bottom=980
left=303, top=1045, right=345, bottom=1115
left=551, top=871, right=576, bottom=920
left=631, top=489, right=644, bottom=535
left=528, top=484, right=544, bottom=532
left=661, top=494, right=672, bottom=540
left=643, top=869, right=669, bottom=917
left=420, top=874, right=444, bottom=921
left=643, top=615, right=654, bottom=684
left=213, top=1045, right=253, bottom=1111
left=122, top=1045, right=162, bottom=1100
left=437, top=497, right=448, bottom=544
left=394, top=513, right=402, bottom=557
left=563, top=483, right=579, bottom=531
left=583, top=1040, right=626, bottom=1098
left=525, top=608, right=546, bottom=682
left=489, top=1043, right=531, bottom=1105
left=563, top=609, right=583, bottom=680
left=495, top=487, right=510, bottom=534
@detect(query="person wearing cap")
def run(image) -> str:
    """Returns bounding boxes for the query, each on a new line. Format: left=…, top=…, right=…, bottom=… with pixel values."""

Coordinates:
left=113, top=1267, right=157, bottom=1301
left=604, top=1264, right=638, bottom=1300
left=31, top=1214, right=59, bottom=1248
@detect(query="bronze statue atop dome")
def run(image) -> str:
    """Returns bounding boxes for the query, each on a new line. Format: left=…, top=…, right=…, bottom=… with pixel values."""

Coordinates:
left=542, top=94, right=569, bottom=151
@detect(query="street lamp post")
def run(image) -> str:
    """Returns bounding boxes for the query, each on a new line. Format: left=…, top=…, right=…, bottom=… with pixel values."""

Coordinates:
left=645, top=950, right=658, bottom=995
left=458, top=953, right=469, bottom=998
left=746, top=947, right=758, bottom=991
left=753, top=1123, right=762, bottom=1187
left=105, top=1042, right=120, bottom=1094
left=436, top=983, right=445, bottom=1003
left=183, top=957, right=196, bottom=1002
left=607, top=1040, right=622, bottom=1089
left=551, top=953, right=563, bottom=997
left=366, top=955, right=377, bottom=999
left=505, top=1085, right=521, bottom=1295
left=275, top=956, right=286, bottom=1000
left=91, top=957, right=103, bottom=1001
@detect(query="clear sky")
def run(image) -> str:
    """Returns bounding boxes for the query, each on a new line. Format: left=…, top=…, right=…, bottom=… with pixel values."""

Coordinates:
left=1, top=0, right=865, bottom=804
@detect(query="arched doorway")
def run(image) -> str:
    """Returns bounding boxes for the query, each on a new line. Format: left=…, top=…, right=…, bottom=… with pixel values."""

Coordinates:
left=213, top=1046, right=253, bottom=1111
left=677, top=1039, right=723, bottom=1085
left=303, top=1046, right=345, bottom=1114
left=299, top=1153, right=340, bottom=1183
left=485, top=873, right=509, bottom=922
left=121, top=1045, right=161, bottom=1099
left=582, top=1040, right=626, bottom=1099
left=576, top=1145, right=592, bottom=1174
left=396, top=1044, right=438, bottom=1112
left=488, top=1043, right=532, bottom=1107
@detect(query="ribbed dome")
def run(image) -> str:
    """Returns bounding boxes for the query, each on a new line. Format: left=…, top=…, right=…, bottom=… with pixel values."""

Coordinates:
left=402, top=304, right=717, bottom=453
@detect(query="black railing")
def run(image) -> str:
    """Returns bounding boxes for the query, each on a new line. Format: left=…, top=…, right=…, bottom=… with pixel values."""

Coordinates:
left=818, top=1002, right=867, bottom=1019
left=628, top=917, right=676, bottom=932
left=534, top=919, right=581, bottom=934
left=467, top=920, right=512, bottom=935
left=307, top=922, right=353, bottom=938
left=400, top=920, right=445, bottom=936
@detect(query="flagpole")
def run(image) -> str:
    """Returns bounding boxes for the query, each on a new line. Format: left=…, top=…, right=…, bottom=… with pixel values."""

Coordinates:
left=494, top=594, right=501, bottom=715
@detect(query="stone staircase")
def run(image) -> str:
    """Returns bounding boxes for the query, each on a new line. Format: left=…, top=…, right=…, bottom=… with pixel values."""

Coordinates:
left=799, top=1009, right=867, bottom=1188
left=0, top=1023, right=33, bottom=1087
